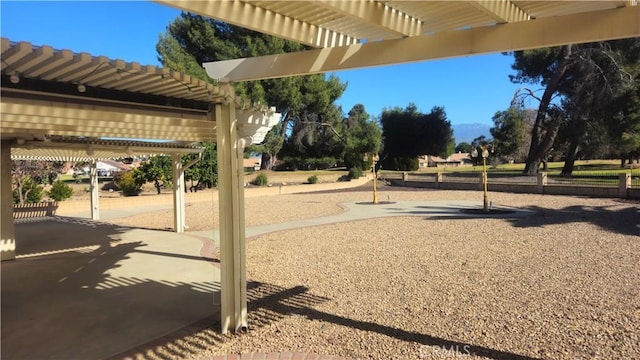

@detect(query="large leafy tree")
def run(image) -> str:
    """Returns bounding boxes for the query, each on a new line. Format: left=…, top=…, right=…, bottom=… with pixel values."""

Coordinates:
left=380, top=103, right=453, bottom=170
left=490, top=106, right=526, bottom=161
left=509, top=40, right=637, bottom=175
left=138, top=156, right=173, bottom=194
left=184, top=142, right=218, bottom=190
left=557, top=39, right=640, bottom=174
left=342, top=104, right=382, bottom=170
left=157, top=13, right=347, bottom=170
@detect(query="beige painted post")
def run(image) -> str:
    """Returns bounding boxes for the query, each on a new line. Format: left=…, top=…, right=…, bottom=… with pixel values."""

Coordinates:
left=215, top=88, right=248, bottom=334
left=537, top=172, right=547, bottom=193
left=90, top=161, right=100, bottom=220
left=172, top=153, right=185, bottom=233
left=1, top=140, right=15, bottom=261
left=436, top=172, right=443, bottom=189
left=619, top=173, right=631, bottom=198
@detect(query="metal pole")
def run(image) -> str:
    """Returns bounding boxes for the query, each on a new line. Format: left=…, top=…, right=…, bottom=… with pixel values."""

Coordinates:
left=372, top=157, right=378, bottom=204
left=483, top=156, right=489, bottom=212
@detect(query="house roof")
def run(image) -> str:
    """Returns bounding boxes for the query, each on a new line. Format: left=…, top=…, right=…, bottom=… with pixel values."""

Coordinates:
left=449, top=153, right=472, bottom=162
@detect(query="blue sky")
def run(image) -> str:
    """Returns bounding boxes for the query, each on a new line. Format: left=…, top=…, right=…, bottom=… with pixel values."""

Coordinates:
left=1, top=1, right=533, bottom=130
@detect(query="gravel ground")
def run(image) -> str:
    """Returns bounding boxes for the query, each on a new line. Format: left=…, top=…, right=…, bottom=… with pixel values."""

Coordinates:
left=112, top=185, right=640, bottom=360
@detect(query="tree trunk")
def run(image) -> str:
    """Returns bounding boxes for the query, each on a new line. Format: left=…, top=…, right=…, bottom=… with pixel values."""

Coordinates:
left=260, top=152, right=276, bottom=170
left=15, top=177, right=25, bottom=204
left=523, top=45, right=573, bottom=175
left=561, top=140, right=580, bottom=176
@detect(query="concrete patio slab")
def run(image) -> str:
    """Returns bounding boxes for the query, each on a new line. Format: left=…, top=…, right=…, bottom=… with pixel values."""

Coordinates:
left=2, top=218, right=219, bottom=360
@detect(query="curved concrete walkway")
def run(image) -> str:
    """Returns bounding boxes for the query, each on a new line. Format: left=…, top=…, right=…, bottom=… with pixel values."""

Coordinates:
left=192, top=200, right=532, bottom=244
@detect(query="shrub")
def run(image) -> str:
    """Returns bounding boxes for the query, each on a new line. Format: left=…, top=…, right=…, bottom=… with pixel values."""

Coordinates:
left=348, top=167, right=363, bottom=179
left=114, top=169, right=145, bottom=196
left=47, top=180, right=74, bottom=201
left=12, top=176, right=44, bottom=204
left=101, top=181, right=120, bottom=192
left=382, top=156, right=419, bottom=171
left=252, top=172, right=269, bottom=186
left=307, top=175, right=319, bottom=184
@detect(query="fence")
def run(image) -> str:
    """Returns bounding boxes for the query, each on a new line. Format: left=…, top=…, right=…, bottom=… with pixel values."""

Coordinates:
left=381, top=171, right=640, bottom=199
left=13, top=202, right=58, bottom=219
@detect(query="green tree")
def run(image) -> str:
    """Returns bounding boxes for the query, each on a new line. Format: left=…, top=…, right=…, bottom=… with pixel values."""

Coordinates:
left=380, top=104, right=453, bottom=170
left=157, top=13, right=346, bottom=170
left=509, top=40, right=637, bottom=175
left=605, top=79, right=640, bottom=167
left=455, top=142, right=472, bottom=153
left=138, top=156, right=173, bottom=194
left=114, top=169, right=146, bottom=197
left=12, top=176, right=43, bottom=204
left=47, top=180, right=74, bottom=201
left=490, top=107, right=526, bottom=161
left=342, top=104, right=382, bottom=170
left=11, top=160, right=63, bottom=204
left=278, top=79, right=347, bottom=169
left=184, top=142, right=218, bottom=191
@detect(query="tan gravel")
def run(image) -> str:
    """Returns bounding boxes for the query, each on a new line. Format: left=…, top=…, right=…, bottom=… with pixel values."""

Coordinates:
left=110, top=186, right=640, bottom=360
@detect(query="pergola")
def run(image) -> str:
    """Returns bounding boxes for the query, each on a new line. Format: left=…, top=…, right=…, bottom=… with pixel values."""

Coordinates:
left=11, top=136, right=204, bottom=226
left=1, top=39, right=280, bottom=257
left=2, top=0, right=639, bottom=335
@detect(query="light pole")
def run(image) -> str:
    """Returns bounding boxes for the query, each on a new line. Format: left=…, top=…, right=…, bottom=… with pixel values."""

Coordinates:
left=471, top=144, right=494, bottom=212
left=371, top=153, right=379, bottom=204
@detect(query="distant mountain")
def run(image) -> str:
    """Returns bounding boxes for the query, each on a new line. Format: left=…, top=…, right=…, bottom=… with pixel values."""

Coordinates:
left=452, top=123, right=492, bottom=144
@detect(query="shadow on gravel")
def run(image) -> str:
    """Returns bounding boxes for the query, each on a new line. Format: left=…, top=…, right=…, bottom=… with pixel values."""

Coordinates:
left=112, top=281, right=542, bottom=360
left=506, top=205, right=640, bottom=236
left=248, top=282, right=541, bottom=360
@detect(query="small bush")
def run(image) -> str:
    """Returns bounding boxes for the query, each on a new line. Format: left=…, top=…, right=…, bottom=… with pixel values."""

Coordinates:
left=101, top=181, right=120, bottom=192
left=348, top=167, right=363, bottom=179
left=307, top=175, right=319, bottom=184
left=114, top=169, right=144, bottom=196
left=12, top=177, right=44, bottom=204
left=47, top=180, right=74, bottom=201
left=252, top=172, right=269, bottom=186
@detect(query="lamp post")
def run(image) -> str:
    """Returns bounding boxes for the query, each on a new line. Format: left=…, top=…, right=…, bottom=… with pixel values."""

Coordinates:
left=471, top=144, right=494, bottom=212
left=371, top=153, right=379, bottom=204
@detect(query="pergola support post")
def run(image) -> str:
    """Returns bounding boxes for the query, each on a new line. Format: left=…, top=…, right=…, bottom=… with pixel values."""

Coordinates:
left=90, top=161, right=99, bottom=220
left=215, top=85, right=248, bottom=334
left=172, top=153, right=185, bottom=233
left=1, top=140, right=15, bottom=261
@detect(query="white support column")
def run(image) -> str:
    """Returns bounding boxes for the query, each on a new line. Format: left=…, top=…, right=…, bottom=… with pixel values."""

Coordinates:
left=1, top=140, right=15, bottom=261
left=172, top=153, right=185, bottom=233
left=90, top=161, right=99, bottom=220
left=215, top=85, right=248, bottom=334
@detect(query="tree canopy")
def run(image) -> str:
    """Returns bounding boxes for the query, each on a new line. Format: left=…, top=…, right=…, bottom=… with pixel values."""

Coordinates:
left=490, top=106, right=526, bottom=160
left=509, top=39, right=640, bottom=174
left=157, top=13, right=347, bottom=170
left=380, top=104, right=453, bottom=158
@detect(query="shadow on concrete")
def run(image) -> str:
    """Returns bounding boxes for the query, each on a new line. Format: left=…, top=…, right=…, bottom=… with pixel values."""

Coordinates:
left=2, top=219, right=219, bottom=360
